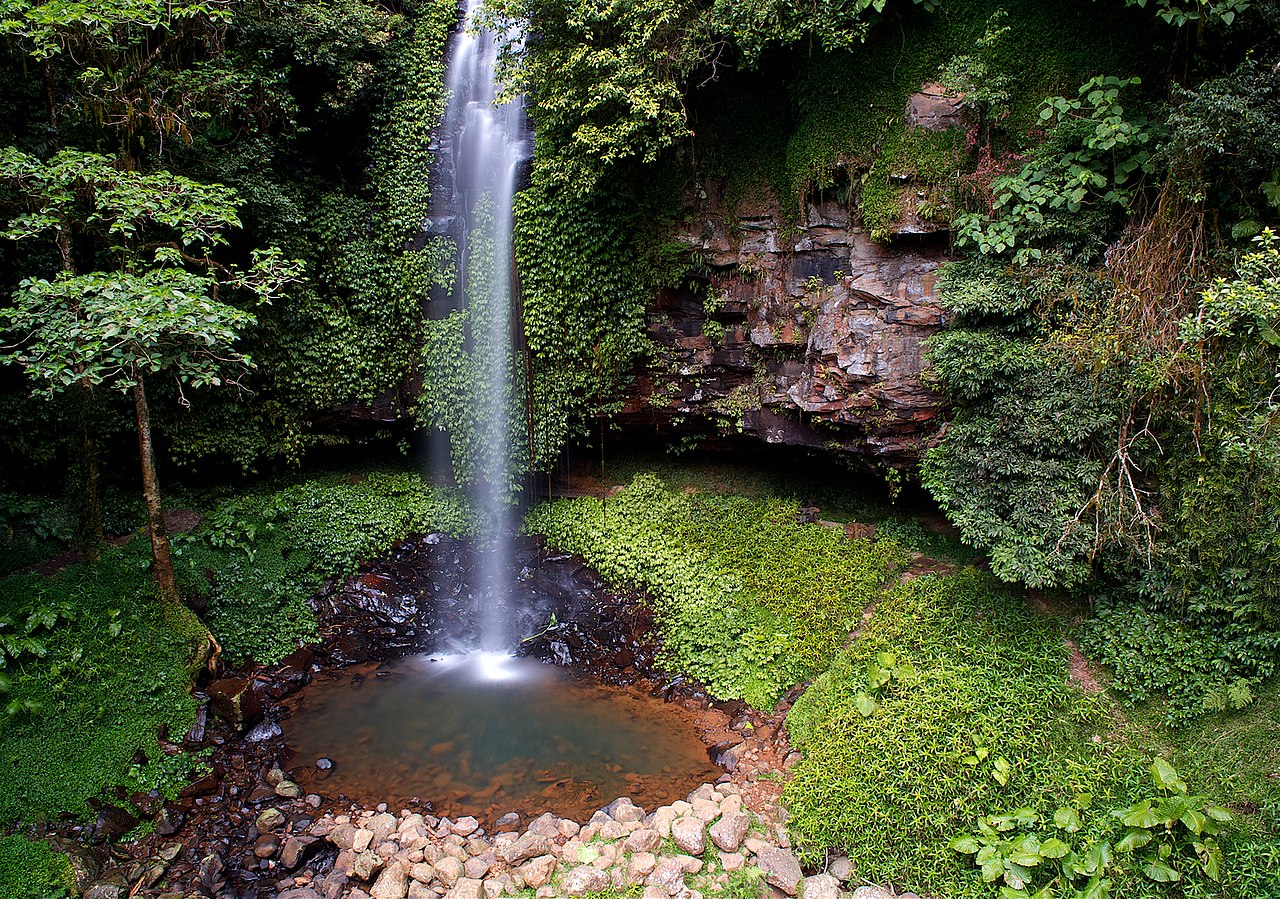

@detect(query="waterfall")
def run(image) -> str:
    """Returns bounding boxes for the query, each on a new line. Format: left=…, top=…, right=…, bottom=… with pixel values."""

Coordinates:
left=428, top=0, right=531, bottom=651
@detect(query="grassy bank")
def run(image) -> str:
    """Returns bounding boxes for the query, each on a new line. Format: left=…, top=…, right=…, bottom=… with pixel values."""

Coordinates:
left=525, top=473, right=909, bottom=707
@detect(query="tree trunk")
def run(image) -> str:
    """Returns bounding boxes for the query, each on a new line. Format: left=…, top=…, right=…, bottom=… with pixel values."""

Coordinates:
left=133, top=376, right=178, bottom=604
left=76, top=383, right=104, bottom=557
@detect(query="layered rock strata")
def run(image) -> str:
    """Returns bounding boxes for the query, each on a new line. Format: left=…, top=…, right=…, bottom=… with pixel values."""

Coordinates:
left=620, top=87, right=963, bottom=469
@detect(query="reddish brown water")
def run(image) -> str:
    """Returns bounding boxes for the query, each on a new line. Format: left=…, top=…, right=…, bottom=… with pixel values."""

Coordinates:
left=283, top=653, right=718, bottom=823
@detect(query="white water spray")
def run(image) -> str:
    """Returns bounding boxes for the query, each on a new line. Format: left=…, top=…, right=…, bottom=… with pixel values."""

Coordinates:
left=431, top=0, right=531, bottom=651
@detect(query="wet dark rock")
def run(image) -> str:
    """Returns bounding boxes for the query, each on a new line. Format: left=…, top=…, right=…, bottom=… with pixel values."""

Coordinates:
left=59, top=842, right=105, bottom=891
left=155, top=806, right=184, bottom=836
left=207, top=677, right=264, bottom=732
left=313, top=535, right=660, bottom=683
left=129, top=790, right=162, bottom=817
left=253, top=834, right=281, bottom=859
left=281, top=835, right=321, bottom=870
left=180, top=771, right=219, bottom=798
left=246, top=720, right=282, bottom=742
left=185, top=700, right=209, bottom=743
left=89, top=801, right=140, bottom=841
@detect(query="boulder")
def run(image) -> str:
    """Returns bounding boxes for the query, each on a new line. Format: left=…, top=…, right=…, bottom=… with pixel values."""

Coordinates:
left=370, top=863, right=409, bottom=899
left=562, top=865, right=610, bottom=896
left=253, top=834, right=280, bottom=859
left=709, top=813, right=749, bottom=852
left=604, top=797, right=646, bottom=823
left=450, top=817, right=481, bottom=837
left=756, top=848, right=802, bottom=896
left=850, top=888, right=896, bottom=899
left=646, top=857, right=687, bottom=895
left=803, top=874, right=841, bottom=899
left=670, top=817, right=705, bottom=855
left=447, top=878, right=485, bottom=899
left=828, top=855, right=853, bottom=882
left=627, top=852, right=658, bottom=882
left=409, top=862, right=434, bottom=884
left=517, top=855, right=558, bottom=889
left=498, top=831, right=550, bottom=866
left=435, top=856, right=464, bottom=887
left=624, top=828, right=662, bottom=853
left=206, top=677, right=262, bottom=731
left=351, top=850, right=384, bottom=882
left=369, top=812, right=399, bottom=844
left=255, top=808, right=286, bottom=832
left=464, top=853, right=493, bottom=880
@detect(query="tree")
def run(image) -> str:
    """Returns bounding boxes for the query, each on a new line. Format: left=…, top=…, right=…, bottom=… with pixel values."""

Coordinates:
left=0, top=146, right=297, bottom=603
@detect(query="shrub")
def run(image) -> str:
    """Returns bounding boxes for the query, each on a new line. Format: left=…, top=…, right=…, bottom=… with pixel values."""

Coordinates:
left=0, top=544, right=203, bottom=823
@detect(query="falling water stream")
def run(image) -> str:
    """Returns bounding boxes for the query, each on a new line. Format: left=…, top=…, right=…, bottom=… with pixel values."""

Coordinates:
left=282, top=5, right=722, bottom=821
left=434, top=0, right=531, bottom=651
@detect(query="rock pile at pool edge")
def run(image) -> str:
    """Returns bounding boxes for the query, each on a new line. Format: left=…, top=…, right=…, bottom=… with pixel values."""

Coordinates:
left=257, top=785, right=918, bottom=899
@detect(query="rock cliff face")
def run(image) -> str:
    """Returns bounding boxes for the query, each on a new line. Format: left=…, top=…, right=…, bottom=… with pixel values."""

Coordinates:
left=620, top=88, right=961, bottom=470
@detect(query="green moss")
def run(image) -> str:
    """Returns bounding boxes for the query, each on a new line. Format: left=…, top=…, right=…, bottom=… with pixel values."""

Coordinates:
left=524, top=473, right=908, bottom=708
left=0, top=545, right=201, bottom=824
left=0, top=834, right=74, bottom=899
left=861, top=125, right=966, bottom=238
left=695, top=0, right=1151, bottom=222
left=784, top=568, right=1143, bottom=895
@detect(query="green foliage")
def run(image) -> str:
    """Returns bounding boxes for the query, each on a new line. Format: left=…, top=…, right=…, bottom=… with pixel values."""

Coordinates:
left=176, top=469, right=474, bottom=664
left=862, top=125, right=965, bottom=240
left=524, top=473, right=907, bottom=707
left=0, top=491, right=73, bottom=575
left=485, top=0, right=934, bottom=196
left=774, top=0, right=1143, bottom=217
left=0, top=834, right=74, bottom=899
left=1069, top=234, right=1280, bottom=722
left=420, top=197, right=526, bottom=494
left=124, top=747, right=211, bottom=802
left=0, top=146, right=300, bottom=400
left=0, top=542, right=203, bottom=823
left=1163, top=59, right=1280, bottom=227
left=783, top=569, right=1139, bottom=894
left=514, top=173, right=656, bottom=467
left=955, top=75, right=1154, bottom=264
left=1119, top=0, right=1251, bottom=28
left=952, top=760, right=1232, bottom=895
left=921, top=261, right=1120, bottom=589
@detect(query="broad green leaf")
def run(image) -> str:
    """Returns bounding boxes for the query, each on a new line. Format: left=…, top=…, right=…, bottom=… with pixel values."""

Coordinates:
left=1115, top=828, right=1152, bottom=851
left=1200, top=840, right=1223, bottom=881
left=1039, top=838, right=1070, bottom=859
left=1151, top=758, right=1186, bottom=794
left=1007, top=835, right=1043, bottom=867
left=1180, top=807, right=1206, bottom=835
left=1004, top=861, right=1036, bottom=889
left=1142, top=857, right=1181, bottom=883
left=1054, top=807, right=1081, bottom=832
left=950, top=835, right=981, bottom=855
left=1118, top=801, right=1158, bottom=828
left=1203, top=804, right=1233, bottom=823
left=853, top=691, right=876, bottom=717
